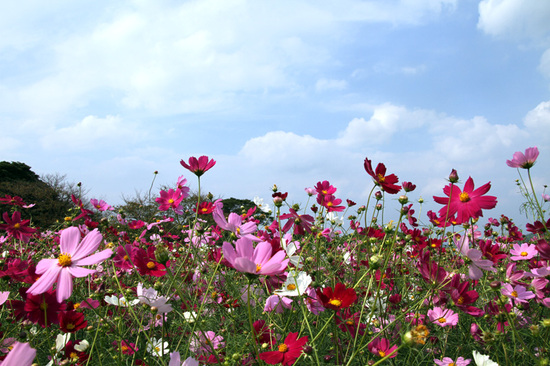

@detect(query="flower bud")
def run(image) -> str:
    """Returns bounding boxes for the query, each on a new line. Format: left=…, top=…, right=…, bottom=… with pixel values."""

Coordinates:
left=448, top=169, right=459, bottom=183
left=398, top=195, right=409, bottom=205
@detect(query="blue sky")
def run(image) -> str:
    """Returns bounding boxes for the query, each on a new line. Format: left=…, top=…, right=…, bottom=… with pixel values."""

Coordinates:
left=1, top=0, right=549, bottom=227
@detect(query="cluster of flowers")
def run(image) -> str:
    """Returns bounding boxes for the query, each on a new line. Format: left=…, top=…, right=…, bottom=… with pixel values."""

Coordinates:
left=0, top=148, right=548, bottom=365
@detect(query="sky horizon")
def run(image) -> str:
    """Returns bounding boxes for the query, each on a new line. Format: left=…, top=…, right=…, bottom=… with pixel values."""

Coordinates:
left=1, top=0, right=549, bottom=229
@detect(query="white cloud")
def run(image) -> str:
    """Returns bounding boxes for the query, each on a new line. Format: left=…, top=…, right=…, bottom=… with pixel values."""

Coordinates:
left=40, top=115, right=142, bottom=150
left=478, top=0, right=550, bottom=41
left=315, top=78, right=348, bottom=92
left=523, top=100, right=550, bottom=140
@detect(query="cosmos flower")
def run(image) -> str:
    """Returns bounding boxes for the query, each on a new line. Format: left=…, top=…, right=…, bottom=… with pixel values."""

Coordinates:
left=367, top=338, right=398, bottom=359
left=169, top=352, right=199, bottom=366
left=27, top=227, right=112, bottom=303
left=427, top=307, right=459, bottom=327
left=455, top=235, right=496, bottom=280
left=506, top=146, right=539, bottom=169
left=435, top=356, right=471, bottom=366
left=1, top=341, right=36, bottom=366
left=364, top=158, right=401, bottom=194
left=180, top=156, right=216, bottom=177
left=0, top=211, right=37, bottom=243
left=147, top=337, right=169, bottom=356
left=472, top=351, right=499, bottom=366
left=222, top=237, right=288, bottom=276
left=316, top=283, right=357, bottom=311
left=500, top=284, right=535, bottom=303
left=259, top=332, right=308, bottom=366
left=274, top=270, right=312, bottom=297
left=433, top=177, right=497, bottom=225
left=509, top=243, right=538, bottom=261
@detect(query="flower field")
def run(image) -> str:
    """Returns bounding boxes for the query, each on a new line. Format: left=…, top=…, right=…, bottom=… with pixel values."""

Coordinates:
left=0, top=148, right=549, bottom=366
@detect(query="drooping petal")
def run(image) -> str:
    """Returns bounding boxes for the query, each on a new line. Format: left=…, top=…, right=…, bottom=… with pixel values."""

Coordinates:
left=27, top=265, right=61, bottom=295
left=1, top=342, right=36, bottom=366
left=57, top=268, right=74, bottom=302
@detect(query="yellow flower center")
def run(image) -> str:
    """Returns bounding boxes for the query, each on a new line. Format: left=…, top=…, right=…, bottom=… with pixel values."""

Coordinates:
left=448, top=363, right=456, bottom=366
left=521, top=251, right=528, bottom=257
left=278, top=344, right=288, bottom=353
left=67, top=323, right=75, bottom=330
left=457, top=296, right=464, bottom=305
left=322, top=190, right=327, bottom=195
left=168, top=198, right=174, bottom=204
left=147, top=261, right=156, bottom=269
left=201, top=208, right=208, bottom=213
left=58, top=253, right=72, bottom=267
left=511, top=291, right=518, bottom=297
left=378, top=350, right=386, bottom=357
left=329, top=299, right=342, bottom=307
left=346, top=319, right=354, bottom=325
left=438, top=317, right=447, bottom=323
left=459, top=192, right=470, bottom=202
left=73, top=303, right=81, bottom=310
left=13, top=223, right=21, bottom=229
left=326, top=202, right=333, bottom=207
left=70, top=352, right=78, bottom=360
left=121, top=345, right=128, bottom=352
left=123, top=255, right=129, bottom=261
left=377, top=174, right=386, bottom=183
left=256, top=264, right=262, bottom=272
left=287, top=284, right=296, bottom=291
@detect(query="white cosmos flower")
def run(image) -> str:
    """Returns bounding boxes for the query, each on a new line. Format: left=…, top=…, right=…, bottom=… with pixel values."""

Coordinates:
left=183, top=311, right=198, bottom=323
left=253, top=196, right=272, bottom=213
left=104, top=295, right=139, bottom=307
left=326, top=212, right=344, bottom=225
left=274, top=270, right=312, bottom=297
left=137, top=283, right=173, bottom=313
left=74, top=340, right=89, bottom=352
left=281, top=235, right=302, bottom=269
left=147, top=337, right=170, bottom=356
left=472, top=351, right=499, bottom=366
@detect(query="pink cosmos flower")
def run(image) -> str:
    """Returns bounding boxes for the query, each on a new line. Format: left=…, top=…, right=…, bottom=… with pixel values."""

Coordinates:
left=367, top=338, right=397, bottom=359
left=455, top=235, right=496, bottom=280
left=501, top=284, right=535, bottom=303
left=180, top=156, right=216, bottom=177
left=427, top=307, right=459, bottom=327
left=213, top=206, right=258, bottom=240
left=27, top=227, right=113, bottom=303
left=90, top=199, right=114, bottom=211
left=510, top=243, right=538, bottom=261
left=506, top=146, right=539, bottom=169
left=222, top=237, right=288, bottom=276
left=169, top=352, right=199, bottom=366
left=304, top=287, right=325, bottom=315
left=156, top=189, right=185, bottom=213
left=189, top=331, right=224, bottom=355
left=543, top=194, right=550, bottom=202
left=1, top=341, right=36, bottom=366
left=264, top=294, right=293, bottom=313
left=434, top=356, right=471, bottom=366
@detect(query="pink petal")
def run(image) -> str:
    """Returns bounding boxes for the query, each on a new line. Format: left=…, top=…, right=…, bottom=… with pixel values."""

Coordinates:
left=222, top=242, right=237, bottom=267
left=234, top=257, right=257, bottom=273
left=235, top=237, right=254, bottom=259
left=71, top=229, right=102, bottom=260
left=35, top=258, right=59, bottom=274
left=1, top=342, right=36, bottom=366
left=27, top=265, right=61, bottom=296
left=56, top=268, right=74, bottom=302
left=75, top=248, right=112, bottom=266
left=68, top=266, right=97, bottom=278
left=252, top=242, right=273, bottom=265
left=59, top=227, right=82, bottom=254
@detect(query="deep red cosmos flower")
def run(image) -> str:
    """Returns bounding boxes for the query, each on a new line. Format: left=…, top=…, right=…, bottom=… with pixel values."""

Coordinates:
left=364, top=158, right=401, bottom=194
left=0, top=211, right=37, bottom=242
left=194, top=201, right=216, bottom=215
left=180, top=156, right=216, bottom=177
left=316, top=283, right=357, bottom=310
left=259, top=332, right=308, bottom=366
left=59, top=310, right=87, bottom=333
left=433, top=177, right=497, bottom=225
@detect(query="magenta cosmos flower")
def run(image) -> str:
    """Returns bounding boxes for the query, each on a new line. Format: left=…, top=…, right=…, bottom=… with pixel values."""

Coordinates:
left=510, top=243, right=538, bottom=261
left=433, top=177, right=497, bottom=225
left=180, top=155, right=216, bottom=177
left=222, top=237, right=288, bottom=276
left=427, top=307, right=459, bottom=327
left=506, top=146, right=539, bottom=169
left=27, top=227, right=113, bottom=303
